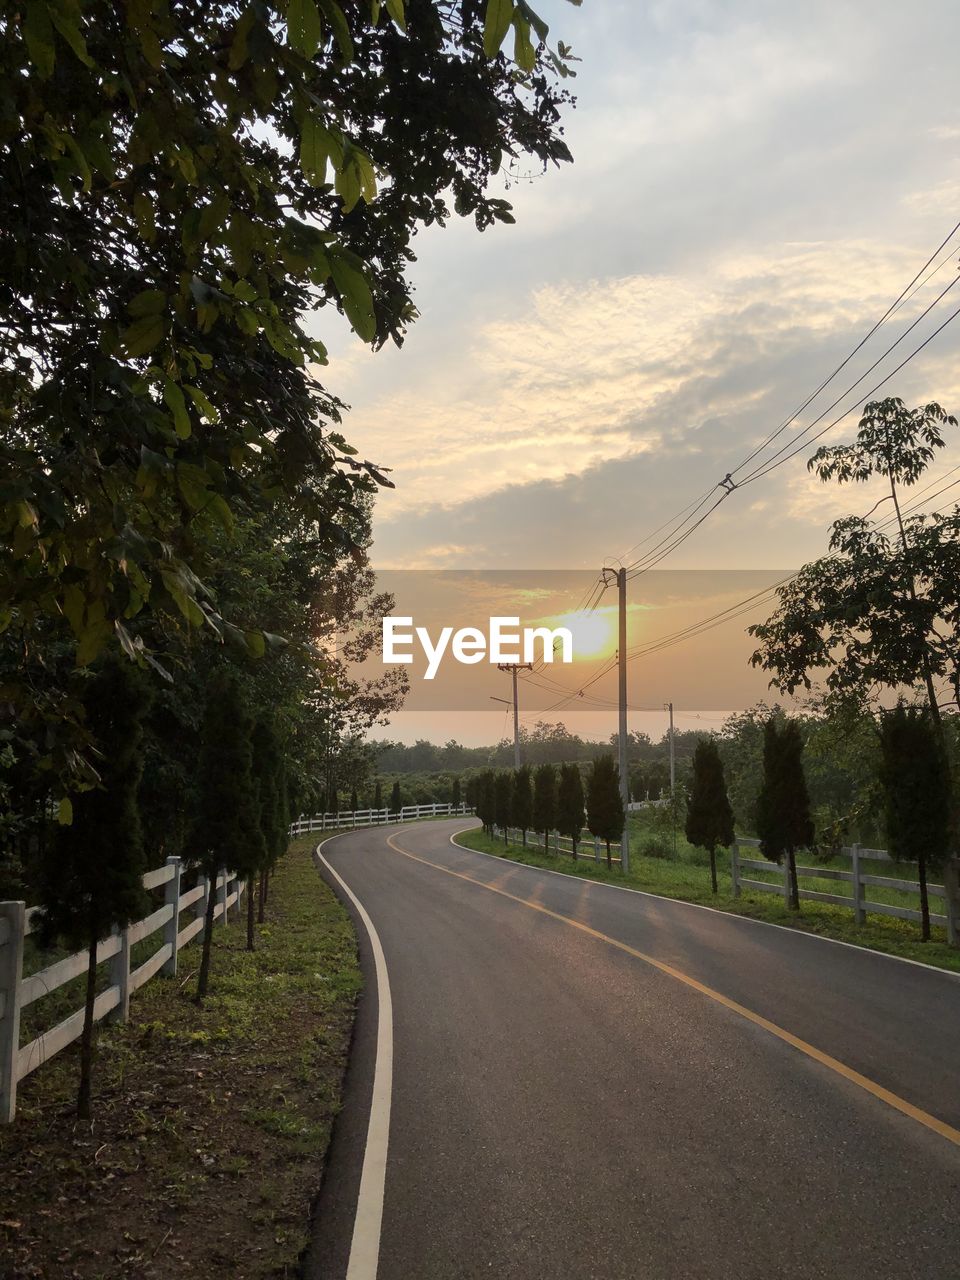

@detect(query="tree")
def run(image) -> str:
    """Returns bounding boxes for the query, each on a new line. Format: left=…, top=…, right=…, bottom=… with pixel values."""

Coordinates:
left=452, top=776, right=461, bottom=809
left=390, top=779, right=402, bottom=817
left=631, top=768, right=646, bottom=802
left=751, top=399, right=959, bottom=730
left=186, top=673, right=262, bottom=1000
left=35, top=660, right=150, bottom=1118
left=512, top=765, right=533, bottom=845
left=252, top=718, right=286, bottom=936
left=475, top=770, right=496, bottom=835
left=557, top=763, right=584, bottom=859
left=2, top=0, right=579, bottom=803
left=350, top=787, right=359, bottom=813
left=532, top=763, right=557, bottom=853
left=755, top=719, right=814, bottom=911
left=494, top=771, right=513, bottom=844
left=879, top=706, right=951, bottom=941
left=374, top=779, right=383, bottom=812
left=586, top=754, right=624, bottom=868
left=685, top=739, right=735, bottom=894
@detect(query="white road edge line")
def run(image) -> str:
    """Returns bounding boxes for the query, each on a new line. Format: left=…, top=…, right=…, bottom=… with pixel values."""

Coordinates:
left=316, top=835, right=393, bottom=1280
left=447, top=825, right=960, bottom=981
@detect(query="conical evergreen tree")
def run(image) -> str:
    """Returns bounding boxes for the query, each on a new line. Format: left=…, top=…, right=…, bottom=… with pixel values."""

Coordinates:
left=187, top=672, right=262, bottom=1000
left=685, top=738, right=735, bottom=894
left=452, top=776, right=462, bottom=809
left=390, top=779, right=402, bottom=816
left=756, top=718, right=813, bottom=911
left=494, top=771, right=512, bottom=844
left=36, top=659, right=150, bottom=1118
left=557, top=763, right=585, bottom=859
left=374, top=779, right=383, bottom=812
left=532, top=763, right=557, bottom=854
left=512, top=765, right=533, bottom=845
left=879, top=705, right=951, bottom=941
left=586, top=754, right=624, bottom=868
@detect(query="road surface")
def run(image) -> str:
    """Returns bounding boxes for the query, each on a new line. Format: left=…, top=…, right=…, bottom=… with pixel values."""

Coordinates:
left=305, top=818, right=960, bottom=1280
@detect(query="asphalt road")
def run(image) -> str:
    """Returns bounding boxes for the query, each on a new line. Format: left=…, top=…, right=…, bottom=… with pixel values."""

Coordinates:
left=305, top=818, right=960, bottom=1280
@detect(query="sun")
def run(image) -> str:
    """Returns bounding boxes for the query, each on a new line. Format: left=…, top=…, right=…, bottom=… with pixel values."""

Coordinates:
left=548, top=608, right=616, bottom=661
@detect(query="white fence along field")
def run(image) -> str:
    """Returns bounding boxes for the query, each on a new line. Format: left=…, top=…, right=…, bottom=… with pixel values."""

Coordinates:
left=289, top=801, right=472, bottom=838
left=1, top=860, right=245, bottom=1122
left=732, top=838, right=959, bottom=944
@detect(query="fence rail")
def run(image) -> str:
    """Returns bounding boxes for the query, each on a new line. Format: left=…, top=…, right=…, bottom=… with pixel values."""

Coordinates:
left=493, top=825, right=623, bottom=865
left=288, top=802, right=472, bottom=838
left=732, top=839, right=959, bottom=944
left=0, top=859, right=245, bottom=1123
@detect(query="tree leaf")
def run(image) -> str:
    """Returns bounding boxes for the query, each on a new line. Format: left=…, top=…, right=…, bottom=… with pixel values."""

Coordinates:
left=57, top=796, right=73, bottom=825
left=245, top=630, right=266, bottom=658
left=128, top=289, right=167, bottom=317
left=48, top=4, right=94, bottom=66
left=384, top=0, right=405, bottom=30
left=175, top=462, right=210, bottom=510
left=122, top=313, right=164, bottom=357
left=512, top=12, right=535, bottom=71
left=317, top=0, right=354, bottom=62
left=185, top=384, right=219, bottom=422
left=163, top=380, right=192, bottom=439
left=483, top=0, right=514, bottom=57
left=300, top=115, right=339, bottom=186
left=287, top=0, right=323, bottom=56
left=329, top=251, right=376, bottom=342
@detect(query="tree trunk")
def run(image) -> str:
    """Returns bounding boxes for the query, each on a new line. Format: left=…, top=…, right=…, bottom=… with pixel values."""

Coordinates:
left=788, top=849, right=800, bottom=911
left=571, top=837, right=577, bottom=861
left=263, top=869, right=270, bottom=906
left=918, top=852, right=931, bottom=942
left=77, top=921, right=98, bottom=1120
left=606, top=839, right=611, bottom=869
left=522, top=828, right=527, bottom=847
left=246, top=875, right=255, bottom=951
left=710, top=846, right=718, bottom=895
left=503, top=825, right=508, bottom=846
left=257, top=870, right=266, bottom=924
left=195, top=874, right=218, bottom=1003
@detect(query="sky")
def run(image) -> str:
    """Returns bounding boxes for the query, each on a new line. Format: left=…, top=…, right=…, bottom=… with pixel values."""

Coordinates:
left=318, top=0, right=960, bottom=744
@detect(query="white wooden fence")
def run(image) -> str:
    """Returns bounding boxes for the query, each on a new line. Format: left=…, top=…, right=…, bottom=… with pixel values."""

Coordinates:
left=0, top=859, right=245, bottom=1123
left=732, top=839, right=959, bottom=945
left=289, top=802, right=471, bottom=838
left=493, top=825, right=623, bottom=866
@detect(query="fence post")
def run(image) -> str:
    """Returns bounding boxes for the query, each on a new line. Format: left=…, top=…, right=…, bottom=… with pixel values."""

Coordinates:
left=944, top=856, right=960, bottom=948
left=0, top=902, right=25, bottom=1123
left=593, top=836, right=601, bottom=863
left=108, top=925, right=131, bottom=1024
left=731, top=843, right=741, bottom=898
left=220, top=869, right=229, bottom=924
left=162, top=856, right=182, bottom=977
left=850, top=843, right=864, bottom=925
left=195, top=873, right=209, bottom=927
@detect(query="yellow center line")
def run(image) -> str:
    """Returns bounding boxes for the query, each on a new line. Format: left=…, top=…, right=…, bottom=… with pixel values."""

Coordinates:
left=385, top=833, right=960, bottom=1150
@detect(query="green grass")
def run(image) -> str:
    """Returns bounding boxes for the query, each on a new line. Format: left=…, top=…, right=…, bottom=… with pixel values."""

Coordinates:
left=456, top=822, right=960, bottom=974
left=1, top=833, right=361, bottom=1280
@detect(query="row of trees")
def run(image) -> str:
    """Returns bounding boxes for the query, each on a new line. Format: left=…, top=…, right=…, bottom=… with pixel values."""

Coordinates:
left=471, top=755, right=626, bottom=867
left=684, top=708, right=952, bottom=941
left=2, top=0, right=581, bottom=1120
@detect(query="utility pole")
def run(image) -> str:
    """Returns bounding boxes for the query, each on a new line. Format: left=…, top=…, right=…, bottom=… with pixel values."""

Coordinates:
left=602, top=566, right=630, bottom=874
left=496, top=663, right=532, bottom=769
left=665, top=701, right=676, bottom=795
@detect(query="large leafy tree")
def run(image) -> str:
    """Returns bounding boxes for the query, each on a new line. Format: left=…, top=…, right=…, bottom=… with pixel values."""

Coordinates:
left=751, top=399, right=959, bottom=726
left=1, top=0, right=579, bottom=793
left=879, top=705, right=951, bottom=942
left=685, top=738, right=734, bottom=894
left=34, top=659, right=150, bottom=1118
left=755, top=718, right=814, bottom=911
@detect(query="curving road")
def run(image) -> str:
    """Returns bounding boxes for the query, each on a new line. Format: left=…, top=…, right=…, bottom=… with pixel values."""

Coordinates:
left=305, top=818, right=960, bottom=1280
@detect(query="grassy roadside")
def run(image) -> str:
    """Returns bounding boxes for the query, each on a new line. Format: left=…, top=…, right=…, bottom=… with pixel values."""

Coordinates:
left=0, top=833, right=360, bottom=1280
left=455, top=826, right=960, bottom=975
